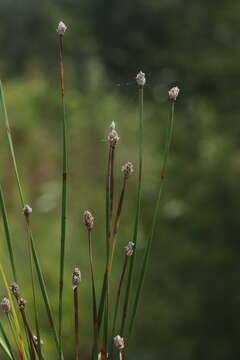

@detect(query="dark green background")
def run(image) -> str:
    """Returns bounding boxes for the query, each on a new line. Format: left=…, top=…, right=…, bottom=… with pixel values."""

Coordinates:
left=0, top=0, right=240, bottom=359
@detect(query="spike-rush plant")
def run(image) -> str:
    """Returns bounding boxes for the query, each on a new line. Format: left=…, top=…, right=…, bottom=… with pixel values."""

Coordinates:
left=0, top=21, right=180, bottom=360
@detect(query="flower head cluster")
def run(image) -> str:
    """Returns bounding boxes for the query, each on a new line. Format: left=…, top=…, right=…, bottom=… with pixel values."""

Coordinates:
left=23, top=204, right=32, bottom=217
left=124, top=241, right=135, bottom=256
left=10, top=283, right=20, bottom=300
left=136, top=71, right=146, bottom=86
left=121, top=162, right=134, bottom=179
left=1, top=297, right=11, bottom=313
left=168, top=86, right=180, bottom=101
left=114, top=335, right=125, bottom=351
left=83, top=211, right=94, bottom=230
left=72, top=267, right=81, bottom=289
left=57, top=21, right=67, bottom=36
left=18, top=297, right=27, bottom=310
left=108, top=121, right=120, bottom=147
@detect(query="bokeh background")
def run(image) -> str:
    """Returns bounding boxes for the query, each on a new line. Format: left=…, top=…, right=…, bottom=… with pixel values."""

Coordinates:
left=1, top=0, right=240, bottom=359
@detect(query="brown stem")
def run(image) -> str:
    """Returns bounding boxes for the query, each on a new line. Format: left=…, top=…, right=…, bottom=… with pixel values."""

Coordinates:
left=20, top=310, right=36, bottom=359
left=74, top=288, right=80, bottom=360
left=88, top=230, right=98, bottom=351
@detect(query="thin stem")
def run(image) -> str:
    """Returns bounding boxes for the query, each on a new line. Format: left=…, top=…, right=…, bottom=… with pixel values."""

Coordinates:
left=0, top=81, right=24, bottom=206
left=88, top=230, right=98, bottom=357
left=120, top=85, right=144, bottom=335
left=0, top=183, right=17, bottom=282
left=128, top=101, right=175, bottom=337
left=74, top=288, right=80, bottom=360
left=109, top=177, right=127, bottom=271
left=58, top=33, right=68, bottom=360
left=0, top=81, right=60, bottom=355
left=110, top=255, right=128, bottom=358
left=20, top=310, right=36, bottom=360
left=25, top=218, right=43, bottom=360
left=97, top=143, right=115, bottom=354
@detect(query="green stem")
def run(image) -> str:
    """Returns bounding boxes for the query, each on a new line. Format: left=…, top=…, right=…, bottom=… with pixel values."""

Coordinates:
left=0, top=321, right=16, bottom=360
left=120, top=85, right=143, bottom=336
left=128, top=101, right=175, bottom=337
left=0, top=183, right=17, bottom=282
left=58, top=33, right=68, bottom=360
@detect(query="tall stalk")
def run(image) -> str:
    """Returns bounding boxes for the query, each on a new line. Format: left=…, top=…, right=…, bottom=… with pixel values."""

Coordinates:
left=0, top=78, right=59, bottom=354
left=128, top=96, right=177, bottom=337
left=57, top=21, right=68, bottom=360
left=120, top=72, right=145, bottom=335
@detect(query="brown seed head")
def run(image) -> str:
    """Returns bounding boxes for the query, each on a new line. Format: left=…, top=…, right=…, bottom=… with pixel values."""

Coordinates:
left=124, top=241, right=135, bottom=256
left=72, top=267, right=81, bottom=290
left=121, top=162, right=134, bottom=179
left=1, top=297, right=11, bottom=313
left=108, top=121, right=120, bottom=147
left=18, top=297, right=27, bottom=310
left=83, top=211, right=94, bottom=230
left=10, top=283, right=20, bottom=299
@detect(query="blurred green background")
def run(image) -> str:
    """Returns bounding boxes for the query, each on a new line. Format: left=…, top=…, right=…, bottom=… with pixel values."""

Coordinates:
left=1, top=0, right=240, bottom=359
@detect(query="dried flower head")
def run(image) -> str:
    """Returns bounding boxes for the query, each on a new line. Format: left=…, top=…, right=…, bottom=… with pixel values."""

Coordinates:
left=72, top=267, right=81, bottom=290
left=125, top=241, right=135, bottom=256
left=57, top=21, right=67, bottom=36
left=108, top=122, right=120, bottom=147
left=114, top=335, right=125, bottom=351
left=1, top=297, right=11, bottom=313
left=23, top=204, right=32, bottom=217
left=83, top=211, right=94, bottom=230
left=121, top=162, right=134, bottom=179
left=10, top=283, right=20, bottom=299
left=18, top=297, right=27, bottom=310
left=136, top=71, right=146, bottom=86
left=168, top=86, right=180, bottom=101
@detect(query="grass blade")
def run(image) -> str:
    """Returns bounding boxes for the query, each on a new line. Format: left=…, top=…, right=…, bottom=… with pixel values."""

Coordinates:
left=0, top=80, right=60, bottom=356
left=0, top=322, right=15, bottom=360
left=128, top=100, right=176, bottom=336
left=0, top=263, right=26, bottom=359
left=0, top=183, right=17, bottom=282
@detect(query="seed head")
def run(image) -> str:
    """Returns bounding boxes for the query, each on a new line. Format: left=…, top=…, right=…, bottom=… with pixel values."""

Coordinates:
left=168, top=86, right=180, bottom=101
left=72, top=267, right=81, bottom=290
left=125, top=241, right=135, bottom=256
left=10, top=283, right=20, bottom=299
left=121, top=162, right=133, bottom=179
left=114, top=335, right=125, bottom=351
left=83, top=211, right=94, bottom=230
left=108, top=122, right=120, bottom=147
left=23, top=204, right=32, bottom=217
left=1, top=297, right=11, bottom=313
left=18, top=297, right=27, bottom=310
left=57, top=21, right=67, bottom=36
left=136, top=71, right=146, bottom=86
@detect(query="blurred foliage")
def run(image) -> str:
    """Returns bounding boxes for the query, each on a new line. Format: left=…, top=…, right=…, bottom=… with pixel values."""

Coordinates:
left=0, top=0, right=240, bottom=359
